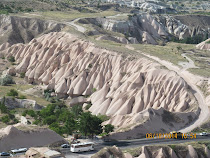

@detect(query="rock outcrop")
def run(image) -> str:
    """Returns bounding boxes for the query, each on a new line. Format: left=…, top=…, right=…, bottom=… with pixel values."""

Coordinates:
left=0, top=15, right=65, bottom=45
left=0, top=97, right=42, bottom=110
left=92, top=144, right=209, bottom=158
left=0, top=32, right=199, bottom=138
left=0, top=125, right=67, bottom=152
left=196, top=38, right=210, bottom=51
left=83, top=14, right=210, bottom=44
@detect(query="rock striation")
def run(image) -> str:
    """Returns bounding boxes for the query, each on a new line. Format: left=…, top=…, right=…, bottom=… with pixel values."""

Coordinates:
left=0, top=32, right=199, bottom=138
left=92, top=145, right=210, bottom=158
left=83, top=14, right=210, bottom=44
left=0, top=125, right=67, bottom=152
left=196, top=38, right=210, bottom=51
left=0, top=15, right=65, bottom=45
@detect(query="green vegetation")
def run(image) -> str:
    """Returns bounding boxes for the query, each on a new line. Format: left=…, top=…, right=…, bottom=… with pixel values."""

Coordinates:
left=171, top=34, right=208, bottom=44
left=97, top=114, right=110, bottom=122
left=20, top=72, right=25, bottom=78
left=0, top=75, right=15, bottom=86
left=206, top=40, right=210, bottom=44
left=7, top=56, right=15, bottom=63
left=132, top=42, right=195, bottom=65
left=79, top=112, right=103, bottom=137
left=0, top=101, right=19, bottom=124
left=7, top=89, right=18, bottom=97
left=21, top=101, right=112, bottom=137
left=104, top=124, right=114, bottom=134
left=85, top=104, right=92, bottom=110
left=39, top=10, right=118, bottom=21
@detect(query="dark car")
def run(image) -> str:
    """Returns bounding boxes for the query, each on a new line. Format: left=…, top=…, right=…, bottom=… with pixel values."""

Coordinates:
left=0, top=152, right=10, bottom=156
left=61, top=144, right=70, bottom=148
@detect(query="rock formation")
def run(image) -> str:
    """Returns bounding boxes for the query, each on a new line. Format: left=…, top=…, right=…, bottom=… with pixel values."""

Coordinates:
left=83, top=14, right=210, bottom=44
left=196, top=38, right=210, bottom=51
left=92, top=144, right=210, bottom=158
left=0, top=15, right=65, bottom=45
left=0, top=125, right=67, bottom=152
left=0, top=32, right=199, bottom=138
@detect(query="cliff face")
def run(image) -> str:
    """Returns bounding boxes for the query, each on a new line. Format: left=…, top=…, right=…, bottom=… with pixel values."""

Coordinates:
left=82, top=14, right=210, bottom=44
left=0, top=15, right=65, bottom=45
left=0, top=31, right=199, bottom=138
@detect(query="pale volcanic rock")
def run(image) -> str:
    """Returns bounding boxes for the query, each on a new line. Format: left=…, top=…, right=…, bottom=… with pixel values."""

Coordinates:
left=137, top=146, right=150, bottom=158
left=153, top=148, right=167, bottom=158
left=186, top=145, right=198, bottom=158
left=196, top=38, right=210, bottom=51
left=205, top=146, right=210, bottom=157
left=0, top=32, right=198, bottom=138
left=124, top=153, right=134, bottom=158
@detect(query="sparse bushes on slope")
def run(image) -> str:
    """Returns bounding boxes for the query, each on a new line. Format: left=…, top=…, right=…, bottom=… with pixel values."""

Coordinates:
left=0, top=75, right=15, bottom=86
left=7, top=89, right=18, bottom=97
left=7, top=56, right=15, bottom=63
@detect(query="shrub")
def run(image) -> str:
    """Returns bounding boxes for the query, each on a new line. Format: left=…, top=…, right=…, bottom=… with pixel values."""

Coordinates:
left=97, top=114, right=110, bottom=122
left=0, top=75, right=15, bottom=86
left=0, top=102, right=8, bottom=113
left=20, top=72, right=25, bottom=78
left=104, top=124, right=114, bottom=134
left=7, top=89, right=18, bottom=97
left=85, top=104, right=92, bottom=110
left=7, top=56, right=15, bottom=62
left=1, top=115, right=10, bottom=124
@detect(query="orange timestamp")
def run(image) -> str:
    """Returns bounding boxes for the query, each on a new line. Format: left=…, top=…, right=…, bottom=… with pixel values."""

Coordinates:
left=146, top=132, right=196, bottom=139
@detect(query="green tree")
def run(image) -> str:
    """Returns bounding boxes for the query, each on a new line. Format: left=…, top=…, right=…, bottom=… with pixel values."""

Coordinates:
left=78, top=112, right=103, bottom=137
left=72, top=105, right=83, bottom=117
left=0, top=102, right=8, bottom=113
left=104, top=124, right=114, bottom=134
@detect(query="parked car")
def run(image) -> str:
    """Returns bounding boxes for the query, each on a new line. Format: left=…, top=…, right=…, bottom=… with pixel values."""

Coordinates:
left=11, top=148, right=27, bottom=154
left=61, top=144, right=70, bottom=148
left=200, top=132, right=208, bottom=136
left=0, top=152, right=11, bottom=156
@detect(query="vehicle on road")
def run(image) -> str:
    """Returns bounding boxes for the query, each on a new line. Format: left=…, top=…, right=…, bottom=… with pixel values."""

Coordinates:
left=200, top=132, right=208, bottom=136
left=11, top=148, right=27, bottom=154
left=70, top=142, right=94, bottom=153
left=0, top=152, right=11, bottom=156
left=61, top=144, right=70, bottom=148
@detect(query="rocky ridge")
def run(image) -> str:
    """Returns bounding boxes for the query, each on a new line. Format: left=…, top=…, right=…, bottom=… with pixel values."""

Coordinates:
left=0, top=15, right=65, bottom=45
left=0, top=125, right=66, bottom=152
left=0, top=32, right=199, bottom=138
left=82, top=14, right=210, bottom=44
left=92, top=145, right=210, bottom=158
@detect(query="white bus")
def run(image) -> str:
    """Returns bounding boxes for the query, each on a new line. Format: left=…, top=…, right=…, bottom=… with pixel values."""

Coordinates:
left=70, top=142, right=94, bottom=153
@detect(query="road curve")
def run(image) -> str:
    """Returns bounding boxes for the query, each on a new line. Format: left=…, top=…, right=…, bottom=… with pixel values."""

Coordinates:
left=125, top=45, right=209, bottom=133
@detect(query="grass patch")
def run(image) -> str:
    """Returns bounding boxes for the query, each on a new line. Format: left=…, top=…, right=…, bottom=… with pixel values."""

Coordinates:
left=131, top=42, right=195, bottom=65
left=0, top=85, right=50, bottom=106
left=37, top=10, right=118, bottom=21
left=188, top=68, right=210, bottom=78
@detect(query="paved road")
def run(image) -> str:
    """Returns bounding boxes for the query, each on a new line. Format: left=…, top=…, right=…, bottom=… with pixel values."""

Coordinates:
left=62, top=135, right=210, bottom=157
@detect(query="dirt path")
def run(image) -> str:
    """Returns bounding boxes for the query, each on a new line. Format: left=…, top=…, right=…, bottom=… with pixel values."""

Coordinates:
left=65, top=18, right=86, bottom=33
left=126, top=45, right=209, bottom=133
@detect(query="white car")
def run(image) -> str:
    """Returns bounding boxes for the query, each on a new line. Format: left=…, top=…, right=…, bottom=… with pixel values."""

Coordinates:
left=200, top=132, right=208, bottom=136
left=11, top=148, right=27, bottom=153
